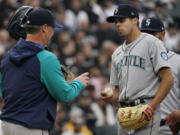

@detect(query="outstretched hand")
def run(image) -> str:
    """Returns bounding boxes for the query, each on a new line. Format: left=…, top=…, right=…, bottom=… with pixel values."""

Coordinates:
left=165, top=110, right=180, bottom=135
left=165, top=110, right=180, bottom=126
left=74, top=72, right=89, bottom=87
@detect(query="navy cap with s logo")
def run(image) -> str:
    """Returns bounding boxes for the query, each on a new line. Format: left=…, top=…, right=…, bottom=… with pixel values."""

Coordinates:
left=141, top=17, right=165, bottom=32
left=106, top=4, right=139, bottom=23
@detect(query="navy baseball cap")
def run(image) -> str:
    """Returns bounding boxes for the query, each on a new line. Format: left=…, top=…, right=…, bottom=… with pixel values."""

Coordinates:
left=141, top=17, right=165, bottom=32
left=24, top=8, right=62, bottom=28
left=106, top=4, right=139, bottom=23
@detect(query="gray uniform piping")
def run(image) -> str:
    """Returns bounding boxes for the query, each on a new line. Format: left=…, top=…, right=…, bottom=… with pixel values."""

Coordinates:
left=122, top=34, right=147, bottom=100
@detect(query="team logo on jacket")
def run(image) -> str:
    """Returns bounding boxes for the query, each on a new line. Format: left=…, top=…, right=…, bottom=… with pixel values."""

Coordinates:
left=160, top=52, right=168, bottom=61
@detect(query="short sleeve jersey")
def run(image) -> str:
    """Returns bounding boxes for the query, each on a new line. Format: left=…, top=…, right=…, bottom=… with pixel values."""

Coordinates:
left=110, top=33, right=170, bottom=101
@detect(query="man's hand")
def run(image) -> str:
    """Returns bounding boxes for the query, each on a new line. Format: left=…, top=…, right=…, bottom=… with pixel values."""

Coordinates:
left=100, top=86, right=119, bottom=103
left=101, top=91, right=113, bottom=102
left=141, top=105, right=154, bottom=121
left=101, top=86, right=113, bottom=102
left=165, top=110, right=180, bottom=135
left=74, top=72, right=89, bottom=87
left=165, top=110, right=180, bottom=126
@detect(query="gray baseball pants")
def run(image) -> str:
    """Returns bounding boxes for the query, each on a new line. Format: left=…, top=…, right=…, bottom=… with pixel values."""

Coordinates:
left=1, top=120, right=49, bottom=135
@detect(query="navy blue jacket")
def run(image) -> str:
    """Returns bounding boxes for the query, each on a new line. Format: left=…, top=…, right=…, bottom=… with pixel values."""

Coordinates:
left=0, top=39, right=84, bottom=130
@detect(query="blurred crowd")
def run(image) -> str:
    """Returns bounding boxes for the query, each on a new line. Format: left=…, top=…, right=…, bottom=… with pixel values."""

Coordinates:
left=0, top=0, right=180, bottom=135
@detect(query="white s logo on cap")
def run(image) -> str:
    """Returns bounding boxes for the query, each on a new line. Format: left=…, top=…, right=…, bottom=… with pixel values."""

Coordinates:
left=145, top=19, right=151, bottom=26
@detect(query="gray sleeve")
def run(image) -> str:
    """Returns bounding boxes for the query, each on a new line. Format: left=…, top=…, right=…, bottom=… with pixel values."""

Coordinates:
left=110, top=60, right=119, bottom=86
left=149, top=40, right=170, bottom=73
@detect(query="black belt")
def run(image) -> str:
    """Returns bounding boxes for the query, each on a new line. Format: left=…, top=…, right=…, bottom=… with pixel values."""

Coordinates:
left=119, top=98, right=145, bottom=107
left=160, top=119, right=166, bottom=126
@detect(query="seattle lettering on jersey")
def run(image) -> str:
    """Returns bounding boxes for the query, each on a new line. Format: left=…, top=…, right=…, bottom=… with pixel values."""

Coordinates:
left=119, top=55, right=146, bottom=69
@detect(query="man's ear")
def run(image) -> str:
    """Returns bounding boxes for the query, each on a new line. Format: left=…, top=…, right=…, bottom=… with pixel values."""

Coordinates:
left=132, top=18, right=138, bottom=25
left=162, top=31, right=165, bottom=37
left=41, top=25, right=48, bottom=33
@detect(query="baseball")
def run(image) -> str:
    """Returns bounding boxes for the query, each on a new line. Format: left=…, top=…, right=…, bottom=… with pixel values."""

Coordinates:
left=102, top=87, right=113, bottom=97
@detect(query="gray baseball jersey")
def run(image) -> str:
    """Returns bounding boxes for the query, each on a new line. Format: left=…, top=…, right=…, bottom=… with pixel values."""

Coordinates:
left=159, top=51, right=180, bottom=135
left=110, top=33, right=171, bottom=101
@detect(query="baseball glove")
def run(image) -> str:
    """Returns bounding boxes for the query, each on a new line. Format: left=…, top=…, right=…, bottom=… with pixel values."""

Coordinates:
left=61, top=65, right=76, bottom=82
left=117, top=104, right=153, bottom=130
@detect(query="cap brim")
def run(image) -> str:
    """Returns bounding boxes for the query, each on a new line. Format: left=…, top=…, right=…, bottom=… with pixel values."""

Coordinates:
left=53, top=21, right=63, bottom=28
left=106, top=15, right=127, bottom=23
left=140, top=28, right=164, bottom=32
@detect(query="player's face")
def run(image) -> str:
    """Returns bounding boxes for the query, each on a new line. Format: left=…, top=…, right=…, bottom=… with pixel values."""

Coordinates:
left=114, top=18, right=135, bottom=37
